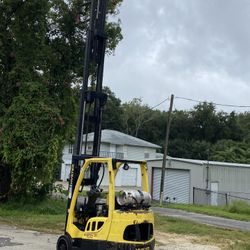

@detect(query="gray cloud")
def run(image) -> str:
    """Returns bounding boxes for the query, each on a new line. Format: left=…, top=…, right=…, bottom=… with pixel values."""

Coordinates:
left=104, top=0, right=250, bottom=112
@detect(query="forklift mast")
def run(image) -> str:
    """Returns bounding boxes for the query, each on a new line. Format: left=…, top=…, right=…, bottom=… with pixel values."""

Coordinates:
left=67, top=0, right=108, bottom=216
left=75, top=0, right=108, bottom=158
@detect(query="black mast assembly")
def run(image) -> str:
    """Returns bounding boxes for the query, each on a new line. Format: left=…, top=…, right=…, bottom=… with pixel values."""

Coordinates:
left=67, top=0, right=108, bottom=223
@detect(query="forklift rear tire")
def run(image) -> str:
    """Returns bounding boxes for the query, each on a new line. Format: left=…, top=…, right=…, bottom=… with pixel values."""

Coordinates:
left=56, top=235, right=72, bottom=250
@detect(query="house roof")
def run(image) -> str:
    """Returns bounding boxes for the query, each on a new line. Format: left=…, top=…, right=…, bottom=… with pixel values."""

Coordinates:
left=85, top=129, right=161, bottom=149
left=147, top=156, right=250, bottom=168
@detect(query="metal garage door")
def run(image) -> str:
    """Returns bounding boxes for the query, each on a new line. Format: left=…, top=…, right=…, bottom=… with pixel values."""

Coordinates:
left=153, top=168, right=190, bottom=204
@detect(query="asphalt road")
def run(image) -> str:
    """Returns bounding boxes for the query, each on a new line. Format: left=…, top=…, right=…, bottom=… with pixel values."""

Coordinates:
left=153, top=207, right=250, bottom=232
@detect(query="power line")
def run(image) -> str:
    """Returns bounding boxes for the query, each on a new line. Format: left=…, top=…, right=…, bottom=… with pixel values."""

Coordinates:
left=141, top=95, right=250, bottom=113
left=175, top=96, right=250, bottom=108
left=150, top=97, right=169, bottom=110
left=138, top=97, right=170, bottom=116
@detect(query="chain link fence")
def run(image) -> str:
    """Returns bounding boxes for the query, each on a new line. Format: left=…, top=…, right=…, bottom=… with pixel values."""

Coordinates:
left=193, top=187, right=250, bottom=206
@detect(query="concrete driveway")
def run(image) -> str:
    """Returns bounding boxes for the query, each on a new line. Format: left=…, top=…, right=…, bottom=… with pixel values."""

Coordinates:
left=0, top=224, right=57, bottom=250
left=0, top=223, right=221, bottom=250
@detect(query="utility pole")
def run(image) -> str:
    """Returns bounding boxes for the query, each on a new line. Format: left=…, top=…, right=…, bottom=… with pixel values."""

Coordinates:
left=159, top=94, right=174, bottom=205
left=206, top=149, right=210, bottom=190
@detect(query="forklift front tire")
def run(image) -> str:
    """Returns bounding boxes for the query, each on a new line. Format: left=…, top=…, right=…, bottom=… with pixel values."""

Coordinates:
left=56, top=235, right=72, bottom=250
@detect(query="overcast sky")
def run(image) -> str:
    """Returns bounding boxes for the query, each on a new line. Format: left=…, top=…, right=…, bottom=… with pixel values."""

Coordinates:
left=103, top=0, right=250, bottom=112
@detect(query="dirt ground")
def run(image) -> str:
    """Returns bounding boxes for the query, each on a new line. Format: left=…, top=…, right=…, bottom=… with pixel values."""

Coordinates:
left=0, top=224, right=221, bottom=250
left=155, top=231, right=221, bottom=250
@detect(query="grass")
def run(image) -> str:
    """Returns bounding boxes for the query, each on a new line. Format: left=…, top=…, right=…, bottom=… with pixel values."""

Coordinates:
left=0, top=198, right=67, bottom=233
left=155, top=214, right=250, bottom=249
left=153, top=200, right=250, bottom=222
left=1, top=199, right=250, bottom=249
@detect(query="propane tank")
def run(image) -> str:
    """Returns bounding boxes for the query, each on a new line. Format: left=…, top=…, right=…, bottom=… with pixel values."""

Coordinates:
left=116, top=190, right=151, bottom=208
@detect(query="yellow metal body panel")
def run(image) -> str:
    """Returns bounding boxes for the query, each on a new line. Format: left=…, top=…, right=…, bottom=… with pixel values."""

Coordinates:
left=66, top=158, right=155, bottom=245
left=107, top=210, right=154, bottom=244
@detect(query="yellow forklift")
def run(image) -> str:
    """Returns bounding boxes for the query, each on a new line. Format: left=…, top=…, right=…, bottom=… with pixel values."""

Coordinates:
left=56, top=1, right=155, bottom=249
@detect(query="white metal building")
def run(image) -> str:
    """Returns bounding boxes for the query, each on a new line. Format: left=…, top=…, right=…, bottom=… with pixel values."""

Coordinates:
left=147, top=157, right=250, bottom=204
left=60, top=129, right=161, bottom=187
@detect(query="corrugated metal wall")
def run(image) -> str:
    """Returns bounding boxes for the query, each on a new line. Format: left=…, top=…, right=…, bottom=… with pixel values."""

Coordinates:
left=148, top=159, right=250, bottom=204
left=210, top=165, right=250, bottom=194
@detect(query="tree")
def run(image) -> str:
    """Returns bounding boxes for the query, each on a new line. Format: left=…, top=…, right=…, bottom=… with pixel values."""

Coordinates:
left=0, top=0, right=51, bottom=106
left=1, top=82, right=63, bottom=198
left=211, top=140, right=250, bottom=164
left=168, top=139, right=191, bottom=159
left=122, top=98, right=152, bottom=137
left=0, top=0, right=52, bottom=199
left=190, top=102, right=220, bottom=143
left=168, top=139, right=211, bottom=160
left=170, top=110, right=193, bottom=141
left=137, top=109, right=166, bottom=147
left=0, top=0, right=123, bottom=199
left=0, top=0, right=123, bottom=120
left=102, top=86, right=125, bottom=131
left=237, top=112, right=250, bottom=142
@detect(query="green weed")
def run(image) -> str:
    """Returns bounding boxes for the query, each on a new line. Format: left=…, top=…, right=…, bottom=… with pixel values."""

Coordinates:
left=226, top=201, right=250, bottom=216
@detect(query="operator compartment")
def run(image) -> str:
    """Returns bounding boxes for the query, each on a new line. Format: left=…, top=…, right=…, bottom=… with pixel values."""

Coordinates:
left=73, top=162, right=109, bottom=232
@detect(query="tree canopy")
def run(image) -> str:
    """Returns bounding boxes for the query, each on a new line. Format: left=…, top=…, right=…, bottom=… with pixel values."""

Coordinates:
left=0, top=0, right=123, bottom=199
left=2, top=82, right=62, bottom=197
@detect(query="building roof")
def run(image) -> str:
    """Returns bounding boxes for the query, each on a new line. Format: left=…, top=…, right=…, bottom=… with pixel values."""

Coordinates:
left=85, top=129, right=161, bottom=149
left=147, top=156, right=250, bottom=168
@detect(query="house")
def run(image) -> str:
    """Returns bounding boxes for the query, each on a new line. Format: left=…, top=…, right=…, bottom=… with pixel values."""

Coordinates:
left=60, top=129, right=161, bottom=187
left=147, top=157, right=250, bottom=205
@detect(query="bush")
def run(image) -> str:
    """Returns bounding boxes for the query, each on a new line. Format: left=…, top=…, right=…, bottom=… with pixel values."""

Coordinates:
left=226, top=201, right=250, bottom=215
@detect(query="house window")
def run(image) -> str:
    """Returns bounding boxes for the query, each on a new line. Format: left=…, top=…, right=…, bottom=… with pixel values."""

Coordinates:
left=144, top=153, right=149, bottom=159
left=68, top=144, right=73, bottom=154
